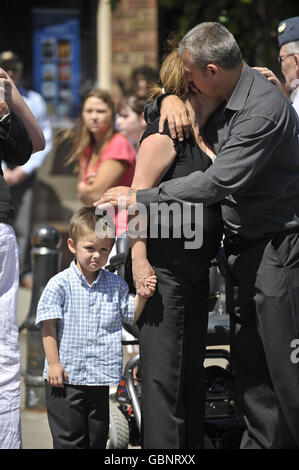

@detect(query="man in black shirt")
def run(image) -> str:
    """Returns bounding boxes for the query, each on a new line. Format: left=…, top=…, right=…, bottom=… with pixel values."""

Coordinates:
left=0, top=68, right=45, bottom=448
left=96, top=23, right=299, bottom=449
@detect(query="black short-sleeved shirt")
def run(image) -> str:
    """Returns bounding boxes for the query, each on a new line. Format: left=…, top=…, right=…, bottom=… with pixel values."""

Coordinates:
left=0, top=111, right=32, bottom=220
left=141, top=117, right=214, bottom=181
left=139, top=65, right=299, bottom=240
left=140, top=117, right=223, bottom=258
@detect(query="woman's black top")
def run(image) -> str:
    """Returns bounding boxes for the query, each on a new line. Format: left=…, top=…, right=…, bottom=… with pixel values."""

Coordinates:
left=139, top=117, right=223, bottom=262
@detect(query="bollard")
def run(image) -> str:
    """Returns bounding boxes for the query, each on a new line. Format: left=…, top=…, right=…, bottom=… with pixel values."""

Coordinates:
left=24, top=225, right=61, bottom=409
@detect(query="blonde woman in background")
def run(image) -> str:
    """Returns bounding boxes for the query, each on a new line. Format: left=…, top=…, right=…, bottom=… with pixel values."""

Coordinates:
left=66, top=89, right=136, bottom=239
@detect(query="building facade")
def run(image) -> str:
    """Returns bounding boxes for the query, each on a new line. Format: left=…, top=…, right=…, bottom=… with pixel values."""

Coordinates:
left=0, top=0, right=158, bottom=117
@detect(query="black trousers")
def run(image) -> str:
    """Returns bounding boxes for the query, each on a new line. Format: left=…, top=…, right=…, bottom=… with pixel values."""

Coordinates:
left=224, top=233, right=299, bottom=449
left=136, top=241, right=211, bottom=449
left=45, top=382, right=109, bottom=449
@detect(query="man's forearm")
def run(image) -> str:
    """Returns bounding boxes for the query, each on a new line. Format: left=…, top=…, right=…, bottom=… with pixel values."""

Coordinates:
left=136, top=187, right=160, bottom=208
left=136, top=170, right=228, bottom=208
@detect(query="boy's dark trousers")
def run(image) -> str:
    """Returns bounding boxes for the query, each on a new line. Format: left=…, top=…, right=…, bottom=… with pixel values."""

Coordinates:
left=45, top=382, right=109, bottom=449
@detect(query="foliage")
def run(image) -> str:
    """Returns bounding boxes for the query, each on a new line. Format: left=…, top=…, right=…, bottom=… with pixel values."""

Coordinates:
left=157, top=0, right=299, bottom=79
left=110, top=0, right=120, bottom=11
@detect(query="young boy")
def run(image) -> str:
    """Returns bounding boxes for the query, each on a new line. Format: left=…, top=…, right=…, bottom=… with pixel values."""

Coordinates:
left=35, top=207, right=156, bottom=449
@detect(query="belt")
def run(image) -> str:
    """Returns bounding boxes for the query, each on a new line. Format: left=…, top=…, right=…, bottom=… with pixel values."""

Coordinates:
left=225, top=226, right=299, bottom=254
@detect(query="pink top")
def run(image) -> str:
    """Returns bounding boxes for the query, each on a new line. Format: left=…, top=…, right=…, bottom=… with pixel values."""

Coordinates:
left=79, top=133, right=136, bottom=236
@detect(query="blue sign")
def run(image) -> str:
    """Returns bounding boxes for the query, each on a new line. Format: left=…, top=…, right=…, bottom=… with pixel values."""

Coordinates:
left=33, top=8, right=81, bottom=128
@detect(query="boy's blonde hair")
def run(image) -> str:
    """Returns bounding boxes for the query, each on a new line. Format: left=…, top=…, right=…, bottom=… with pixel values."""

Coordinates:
left=69, top=206, right=115, bottom=243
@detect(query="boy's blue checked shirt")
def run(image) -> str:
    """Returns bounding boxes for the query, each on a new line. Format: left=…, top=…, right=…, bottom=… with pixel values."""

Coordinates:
left=35, top=260, right=135, bottom=386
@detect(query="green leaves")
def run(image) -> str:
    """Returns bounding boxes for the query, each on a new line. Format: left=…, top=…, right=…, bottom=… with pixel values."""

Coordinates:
left=157, top=0, right=299, bottom=78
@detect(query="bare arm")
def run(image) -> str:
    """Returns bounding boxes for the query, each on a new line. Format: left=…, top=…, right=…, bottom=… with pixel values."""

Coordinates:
left=93, top=132, right=177, bottom=208
left=42, top=319, right=68, bottom=388
left=129, top=133, right=176, bottom=295
left=0, top=68, right=45, bottom=153
left=78, top=158, right=129, bottom=205
left=132, top=133, right=176, bottom=187
left=133, top=276, right=157, bottom=322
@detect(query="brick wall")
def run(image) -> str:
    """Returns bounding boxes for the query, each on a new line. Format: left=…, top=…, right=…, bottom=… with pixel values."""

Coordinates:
left=111, top=0, right=158, bottom=99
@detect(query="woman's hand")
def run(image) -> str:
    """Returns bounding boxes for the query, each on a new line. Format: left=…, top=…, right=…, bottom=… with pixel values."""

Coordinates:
left=159, top=95, right=191, bottom=141
left=85, top=173, right=96, bottom=185
left=132, top=257, right=156, bottom=298
left=77, top=175, right=97, bottom=203
left=77, top=181, right=95, bottom=205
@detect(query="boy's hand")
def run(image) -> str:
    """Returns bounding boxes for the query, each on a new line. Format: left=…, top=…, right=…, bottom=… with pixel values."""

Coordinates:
left=146, top=274, right=157, bottom=295
left=47, top=363, right=68, bottom=388
left=134, top=274, right=158, bottom=322
left=138, top=274, right=157, bottom=299
left=132, top=258, right=155, bottom=298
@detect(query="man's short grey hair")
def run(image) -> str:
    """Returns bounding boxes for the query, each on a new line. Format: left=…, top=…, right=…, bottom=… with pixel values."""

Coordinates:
left=283, top=40, right=299, bottom=55
left=178, top=22, right=243, bottom=72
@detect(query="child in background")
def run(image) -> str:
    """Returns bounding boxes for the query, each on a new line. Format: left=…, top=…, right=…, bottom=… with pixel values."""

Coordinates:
left=35, top=207, right=156, bottom=449
left=116, top=95, right=147, bottom=149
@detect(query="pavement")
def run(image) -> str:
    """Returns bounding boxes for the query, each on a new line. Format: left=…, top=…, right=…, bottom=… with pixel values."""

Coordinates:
left=18, top=287, right=53, bottom=449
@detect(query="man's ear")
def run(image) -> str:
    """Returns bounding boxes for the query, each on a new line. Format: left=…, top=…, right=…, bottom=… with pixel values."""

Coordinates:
left=206, top=63, right=218, bottom=77
left=67, top=237, right=76, bottom=255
